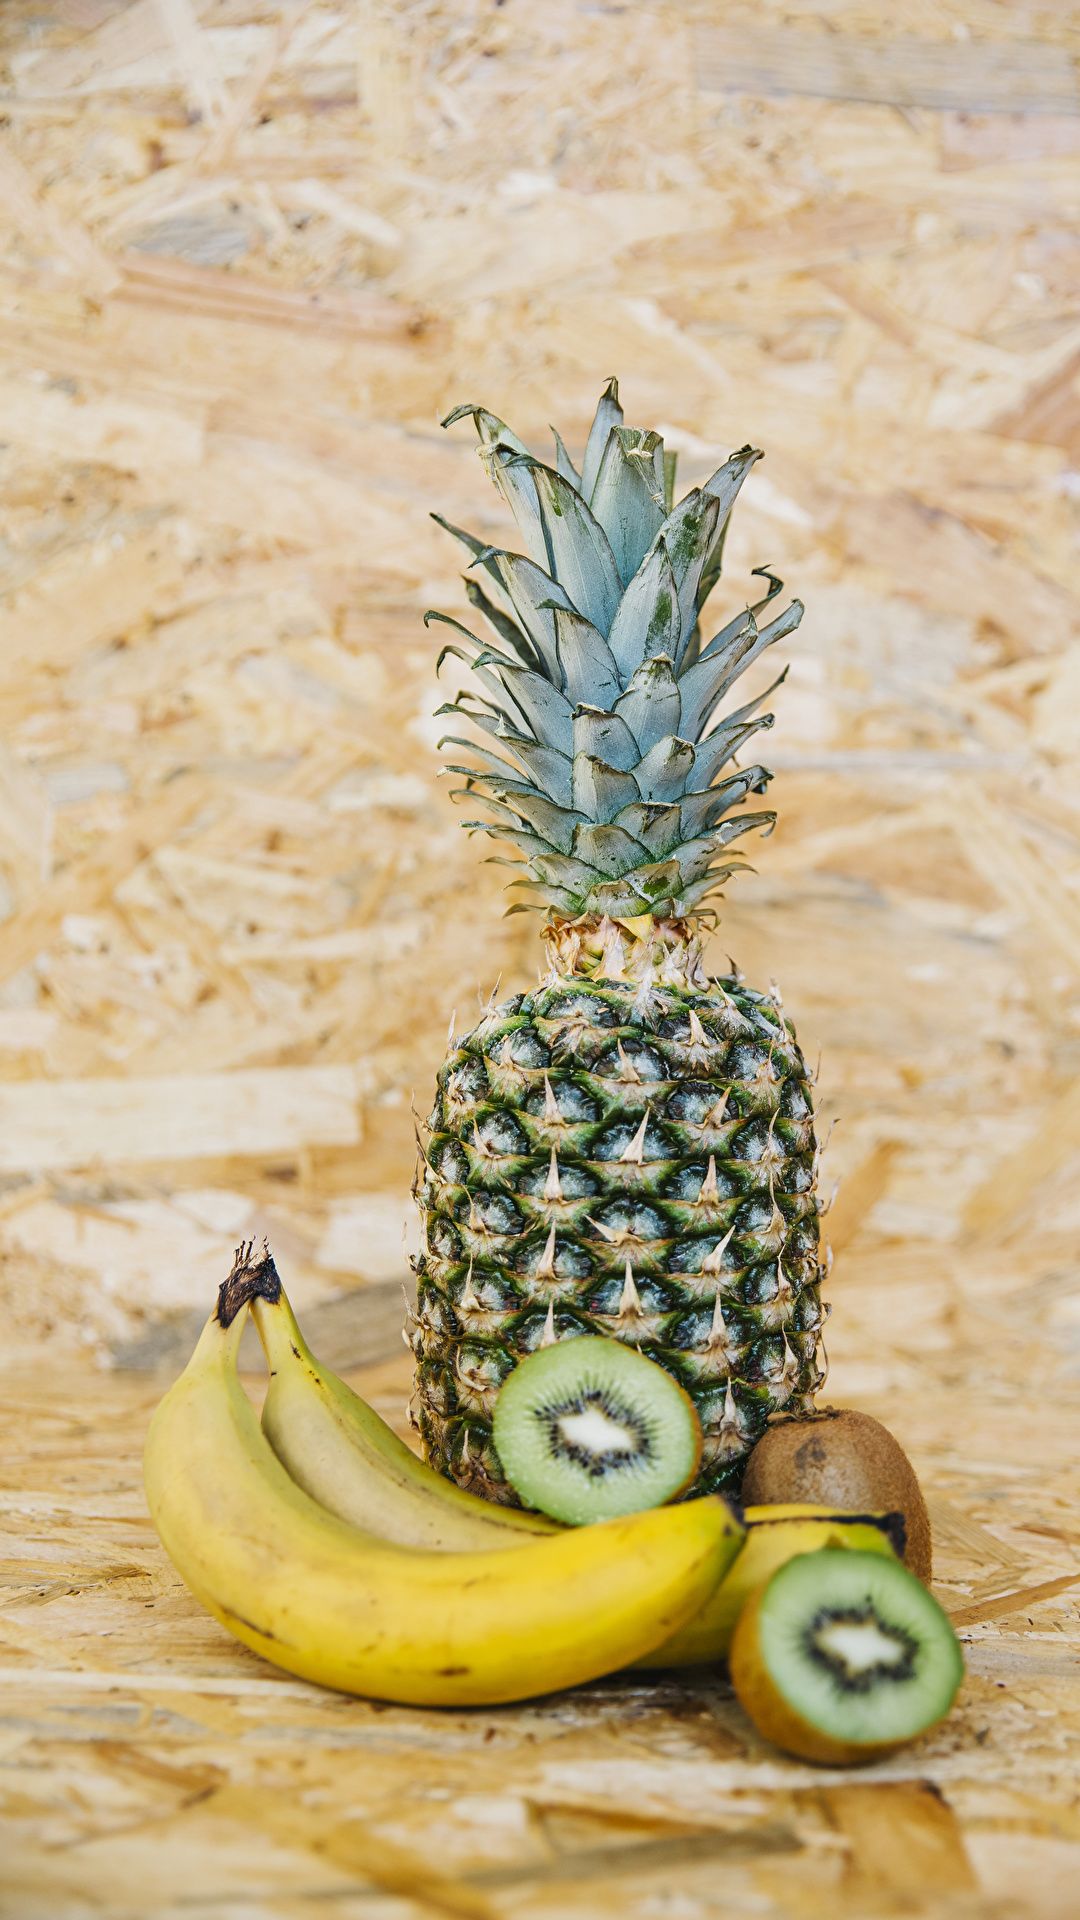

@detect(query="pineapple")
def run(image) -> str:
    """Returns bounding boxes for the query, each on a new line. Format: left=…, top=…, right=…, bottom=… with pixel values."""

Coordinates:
left=409, top=380, right=827, bottom=1500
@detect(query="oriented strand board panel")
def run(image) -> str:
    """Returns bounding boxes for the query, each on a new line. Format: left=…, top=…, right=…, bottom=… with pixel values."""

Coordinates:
left=1, top=2, right=1078, bottom=1916
left=0, top=1066, right=361, bottom=1170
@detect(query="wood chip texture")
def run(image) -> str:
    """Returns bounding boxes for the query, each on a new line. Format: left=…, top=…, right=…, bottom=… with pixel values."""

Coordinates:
left=1, top=3, right=1078, bottom=1917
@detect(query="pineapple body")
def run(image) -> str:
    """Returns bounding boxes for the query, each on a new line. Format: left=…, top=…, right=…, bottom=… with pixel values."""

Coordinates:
left=412, top=937, right=825, bottom=1499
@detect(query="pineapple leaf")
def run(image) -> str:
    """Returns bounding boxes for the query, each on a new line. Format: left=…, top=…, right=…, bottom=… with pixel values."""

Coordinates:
left=454, top=794, right=526, bottom=832
left=486, top=551, right=575, bottom=683
left=697, top=446, right=763, bottom=606
left=701, top=444, right=762, bottom=512
left=508, top=885, right=581, bottom=913
left=473, top=652, right=577, bottom=752
left=631, top=735, right=696, bottom=803
left=463, top=578, right=538, bottom=670
left=720, top=662, right=790, bottom=725
left=698, top=602, right=761, bottom=664
left=652, top=489, right=723, bottom=657
left=621, top=857, right=685, bottom=907
left=572, top=821, right=651, bottom=878
left=461, top=818, right=551, bottom=857
left=434, top=687, right=505, bottom=728
left=552, top=427, right=582, bottom=488
left=683, top=599, right=804, bottom=738
left=432, top=514, right=528, bottom=644
left=426, top=607, right=511, bottom=666
left=653, top=835, right=723, bottom=888
left=484, top=445, right=548, bottom=568
left=676, top=768, right=772, bottom=838
left=437, top=729, right=573, bottom=807
left=529, top=848, right=607, bottom=893
left=501, top=789, right=586, bottom=855
left=571, top=755, right=642, bottom=822
left=582, top=880, right=653, bottom=917
left=430, top=614, right=576, bottom=752
left=432, top=631, right=531, bottom=736
left=552, top=607, right=621, bottom=707
left=519, top=457, right=623, bottom=636
left=691, top=712, right=776, bottom=789
left=430, top=510, right=495, bottom=567
left=580, top=376, right=623, bottom=503
left=590, top=427, right=667, bottom=586
left=749, top=563, right=785, bottom=616
left=440, top=748, right=542, bottom=795
left=614, top=655, right=682, bottom=754
left=662, top=820, right=772, bottom=888
left=571, top=706, right=641, bottom=773
left=674, top=866, right=745, bottom=912
left=612, top=799, right=682, bottom=856
left=711, top=809, right=775, bottom=847
left=676, top=615, right=758, bottom=741
left=440, top=404, right=532, bottom=455
left=606, top=540, right=681, bottom=680
left=699, top=585, right=800, bottom=665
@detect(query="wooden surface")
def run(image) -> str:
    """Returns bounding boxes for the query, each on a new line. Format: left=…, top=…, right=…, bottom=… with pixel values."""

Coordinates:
left=2, top=2, right=1079, bottom=1914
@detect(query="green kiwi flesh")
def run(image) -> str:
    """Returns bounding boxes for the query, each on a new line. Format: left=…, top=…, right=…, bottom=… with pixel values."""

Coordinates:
left=748, top=1549, right=963, bottom=1753
left=492, top=1336, right=702, bottom=1524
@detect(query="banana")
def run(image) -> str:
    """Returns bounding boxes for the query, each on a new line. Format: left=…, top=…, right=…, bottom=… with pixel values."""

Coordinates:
left=252, top=1277, right=904, bottom=1670
left=253, top=1283, right=556, bottom=1549
left=144, top=1248, right=745, bottom=1706
left=637, top=1505, right=903, bottom=1669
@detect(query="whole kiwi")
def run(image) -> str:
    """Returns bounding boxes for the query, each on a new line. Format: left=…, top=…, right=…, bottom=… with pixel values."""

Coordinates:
left=741, top=1408, right=932, bottom=1583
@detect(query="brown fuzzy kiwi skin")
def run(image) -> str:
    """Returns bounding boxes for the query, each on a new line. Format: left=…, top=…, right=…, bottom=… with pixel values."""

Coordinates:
left=741, top=1409, right=932, bottom=1583
left=729, top=1580, right=945, bottom=1767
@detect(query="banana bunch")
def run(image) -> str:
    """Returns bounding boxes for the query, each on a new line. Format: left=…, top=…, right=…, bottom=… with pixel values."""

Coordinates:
left=144, top=1246, right=744, bottom=1705
left=144, top=1246, right=901, bottom=1706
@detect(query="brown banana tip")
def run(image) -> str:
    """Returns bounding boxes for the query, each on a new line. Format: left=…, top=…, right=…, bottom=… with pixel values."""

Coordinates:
left=216, top=1238, right=282, bottom=1328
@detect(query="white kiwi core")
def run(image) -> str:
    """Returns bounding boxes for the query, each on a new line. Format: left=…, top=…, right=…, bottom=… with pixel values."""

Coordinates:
left=812, top=1616, right=910, bottom=1679
left=556, top=1404, right=640, bottom=1459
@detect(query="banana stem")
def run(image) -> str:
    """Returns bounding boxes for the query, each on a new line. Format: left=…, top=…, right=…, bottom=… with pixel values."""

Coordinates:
left=216, top=1239, right=282, bottom=1329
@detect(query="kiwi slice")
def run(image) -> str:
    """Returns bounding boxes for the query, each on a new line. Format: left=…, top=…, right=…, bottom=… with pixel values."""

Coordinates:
left=730, top=1548, right=964, bottom=1765
left=492, top=1337, right=702, bottom=1524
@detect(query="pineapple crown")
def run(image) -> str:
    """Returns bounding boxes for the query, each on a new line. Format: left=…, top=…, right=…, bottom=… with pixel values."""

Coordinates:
left=429, top=377, right=802, bottom=924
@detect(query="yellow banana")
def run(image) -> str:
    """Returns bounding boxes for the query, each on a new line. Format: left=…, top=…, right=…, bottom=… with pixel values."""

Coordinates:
left=253, top=1284, right=556, bottom=1549
left=637, top=1505, right=902, bottom=1668
left=144, top=1252, right=745, bottom=1706
left=252, top=1278, right=903, bottom=1671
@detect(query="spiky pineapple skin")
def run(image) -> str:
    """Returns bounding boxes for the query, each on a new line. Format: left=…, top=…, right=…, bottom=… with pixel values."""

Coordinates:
left=411, top=971, right=827, bottom=1501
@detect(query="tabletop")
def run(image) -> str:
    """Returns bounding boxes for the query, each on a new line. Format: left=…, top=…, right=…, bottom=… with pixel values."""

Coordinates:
left=1, top=3, right=1079, bottom=1916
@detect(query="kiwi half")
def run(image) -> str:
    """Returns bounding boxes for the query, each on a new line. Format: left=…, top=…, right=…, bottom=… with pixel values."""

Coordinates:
left=730, top=1548, right=964, bottom=1765
left=492, top=1337, right=702, bottom=1525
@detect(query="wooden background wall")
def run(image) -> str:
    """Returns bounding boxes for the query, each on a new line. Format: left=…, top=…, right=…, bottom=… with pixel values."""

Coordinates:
left=2, top=4, right=1078, bottom=1916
